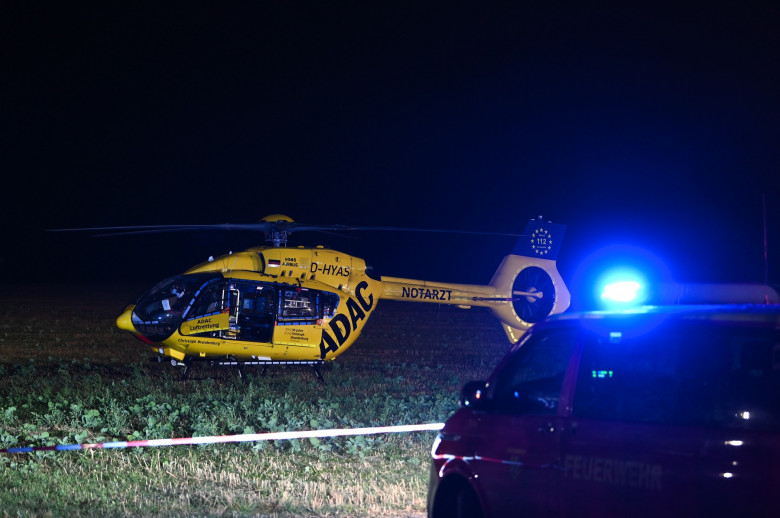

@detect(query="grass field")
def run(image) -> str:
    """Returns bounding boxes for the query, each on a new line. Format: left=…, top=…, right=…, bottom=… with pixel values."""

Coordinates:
left=0, top=283, right=509, bottom=516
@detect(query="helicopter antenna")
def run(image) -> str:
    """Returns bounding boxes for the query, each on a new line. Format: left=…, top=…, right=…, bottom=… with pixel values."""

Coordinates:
left=227, top=252, right=239, bottom=272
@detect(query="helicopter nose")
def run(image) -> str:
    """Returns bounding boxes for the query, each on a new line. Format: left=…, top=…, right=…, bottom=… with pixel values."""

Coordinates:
left=116, top=306, right=138, bottom=333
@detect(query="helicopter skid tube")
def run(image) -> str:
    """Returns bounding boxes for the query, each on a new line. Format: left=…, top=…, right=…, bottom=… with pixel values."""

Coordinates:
left=153, top=356, right=327, bottom=382
left=149, top=357, right=325, bottom=367
left=207, top=359, right=324, bottom=368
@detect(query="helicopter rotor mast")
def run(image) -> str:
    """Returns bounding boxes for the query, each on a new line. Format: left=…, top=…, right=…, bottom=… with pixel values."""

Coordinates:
left=265, top=229, right=289, bottom=247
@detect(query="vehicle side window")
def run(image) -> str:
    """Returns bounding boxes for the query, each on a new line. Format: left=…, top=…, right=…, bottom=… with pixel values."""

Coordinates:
left=573, top=328, right=678, bottom=424
left=572, top=323, right=780, bottom=430
left=491, top=327, right=578, bottom=415
left=676, top=325, right=780, bottom=431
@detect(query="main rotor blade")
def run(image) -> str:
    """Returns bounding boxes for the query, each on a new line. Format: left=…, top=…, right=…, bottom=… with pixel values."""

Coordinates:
left=285, top=224, right=524, bottom=238
left=47, top=223, right=275, bottom=236
left=48, top=222, right=525, bottom=238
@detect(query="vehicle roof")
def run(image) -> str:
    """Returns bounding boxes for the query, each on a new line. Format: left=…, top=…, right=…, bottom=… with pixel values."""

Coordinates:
left=545, top=304, right=780, bottom=326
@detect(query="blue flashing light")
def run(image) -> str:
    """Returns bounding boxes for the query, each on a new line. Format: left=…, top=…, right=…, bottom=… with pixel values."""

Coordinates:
left=595, top=265, right=652, bottom=308
left=601, top=281, right=642, bottom=303
left=570, top=244, right=672, bottom=310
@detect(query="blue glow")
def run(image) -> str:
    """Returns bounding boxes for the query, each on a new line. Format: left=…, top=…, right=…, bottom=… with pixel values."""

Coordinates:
left=569, top=244, right=672, bottom=311
left=602, top=281, right=641, bottom=302
left=595, top=266, right=649, bottom=308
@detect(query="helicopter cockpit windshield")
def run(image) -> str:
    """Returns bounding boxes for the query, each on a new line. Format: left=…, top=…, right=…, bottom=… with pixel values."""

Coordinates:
left=132, top=273, right=221, bottom=342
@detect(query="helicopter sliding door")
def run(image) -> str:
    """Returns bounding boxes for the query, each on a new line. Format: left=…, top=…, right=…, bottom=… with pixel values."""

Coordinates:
left=182, top=279, right=276, bottom=343
left=232, top=283, right=276, bottom=342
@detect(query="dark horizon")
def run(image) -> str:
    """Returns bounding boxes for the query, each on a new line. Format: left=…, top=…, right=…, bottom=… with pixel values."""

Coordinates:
left=4, top=4, right=779, bottom=309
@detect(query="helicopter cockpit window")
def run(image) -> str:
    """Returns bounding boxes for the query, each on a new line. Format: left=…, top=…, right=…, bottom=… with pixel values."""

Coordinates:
left=188, top=280, right=228, bottom=317
left=132, top=273, right=221, bottom=342
left=134, top=273, right=220, bottom=321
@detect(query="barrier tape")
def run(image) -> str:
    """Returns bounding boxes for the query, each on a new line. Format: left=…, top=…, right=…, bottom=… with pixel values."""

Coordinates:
left=1, top=423, right=445, bottom=455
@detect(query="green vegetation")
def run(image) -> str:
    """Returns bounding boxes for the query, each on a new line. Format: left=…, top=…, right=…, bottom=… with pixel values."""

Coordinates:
left=0, top=284, right=508, bottom=516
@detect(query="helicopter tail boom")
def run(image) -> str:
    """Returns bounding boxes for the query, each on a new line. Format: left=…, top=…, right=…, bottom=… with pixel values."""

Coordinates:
left=380, top=277, right=503, bottom=308
left=379, top=218, right=570, bottom=343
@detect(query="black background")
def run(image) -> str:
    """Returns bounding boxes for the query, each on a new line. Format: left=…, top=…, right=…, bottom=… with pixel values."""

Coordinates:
left=3, top=3, right=779, bottom=309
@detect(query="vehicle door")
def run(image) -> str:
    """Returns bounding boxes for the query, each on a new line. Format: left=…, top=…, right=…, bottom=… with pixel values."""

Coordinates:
left=560, top=321, right=701, bottom=517
left=673, top=323, right=780, bottom=517
left=474, top=325, right=579, bottom=518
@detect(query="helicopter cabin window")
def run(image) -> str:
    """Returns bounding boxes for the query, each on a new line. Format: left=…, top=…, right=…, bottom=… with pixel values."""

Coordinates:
left=277, top=288, right=339, bottom=326
left=281, top=289, right=314, bottom=318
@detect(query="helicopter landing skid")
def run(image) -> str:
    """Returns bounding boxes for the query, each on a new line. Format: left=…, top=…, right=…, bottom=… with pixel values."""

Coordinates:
left=157, top=356, right=326, bottom=383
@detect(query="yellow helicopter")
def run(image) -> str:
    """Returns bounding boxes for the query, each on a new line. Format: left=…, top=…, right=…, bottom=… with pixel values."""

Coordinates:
left=57, top=214, right=570, bottom=379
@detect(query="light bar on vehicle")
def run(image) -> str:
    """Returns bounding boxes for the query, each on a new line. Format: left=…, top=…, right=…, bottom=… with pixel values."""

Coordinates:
left=653, top=283, right=780, bottom=305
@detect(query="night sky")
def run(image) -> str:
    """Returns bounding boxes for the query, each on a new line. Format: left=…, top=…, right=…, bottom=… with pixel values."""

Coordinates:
left=3, top=3, right=779, bottom=309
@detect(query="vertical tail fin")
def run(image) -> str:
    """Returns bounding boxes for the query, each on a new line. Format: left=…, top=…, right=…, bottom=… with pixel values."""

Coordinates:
left=512, top=217, right=567, bottom=261
left=489, top=218, right=570, bottom=342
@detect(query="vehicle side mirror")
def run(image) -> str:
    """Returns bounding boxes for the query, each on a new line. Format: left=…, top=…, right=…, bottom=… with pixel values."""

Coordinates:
left=496, top=386, right=553, bottom=414
left=460, top=380, right=489, bottom=410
